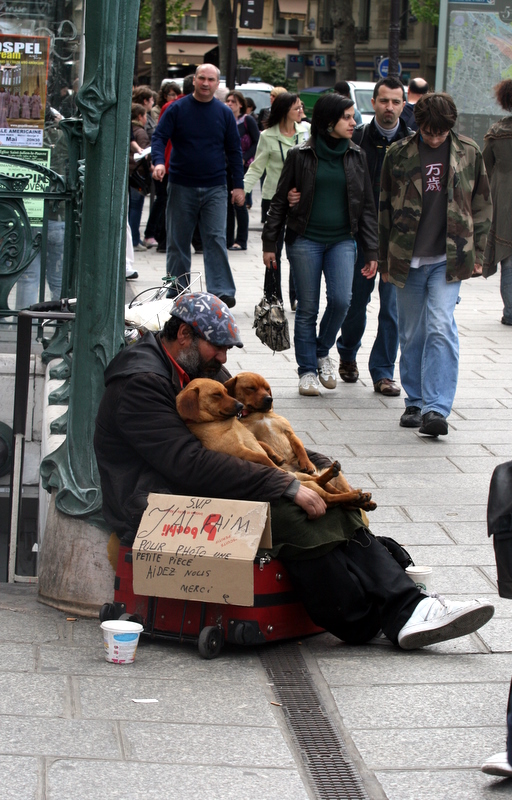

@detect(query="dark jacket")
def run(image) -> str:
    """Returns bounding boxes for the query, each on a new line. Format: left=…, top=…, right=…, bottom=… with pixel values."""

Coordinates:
left=94, top=332, right=295, bottom=543
left=261, top=136, right=378, bottom=262
left=352, top=117, right=411, bottom=208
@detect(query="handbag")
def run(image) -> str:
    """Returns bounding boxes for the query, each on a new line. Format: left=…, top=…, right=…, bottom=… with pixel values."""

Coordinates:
left=487, top=460, right=512, bottom=598
left=253, top=268, right=291, bottom=353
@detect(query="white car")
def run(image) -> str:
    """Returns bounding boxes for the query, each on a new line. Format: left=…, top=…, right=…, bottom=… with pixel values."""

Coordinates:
left=345, top=81, right=376, bottom=125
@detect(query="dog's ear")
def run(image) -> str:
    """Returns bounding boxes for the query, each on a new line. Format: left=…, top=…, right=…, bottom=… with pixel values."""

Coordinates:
left=224, top=376, right=237, bottom=397
left=176, top=386, right=201, bottom=422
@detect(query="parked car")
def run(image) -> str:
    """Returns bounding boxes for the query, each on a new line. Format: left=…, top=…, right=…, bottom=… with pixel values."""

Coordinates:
left=300, top=81, right=376, bottom=125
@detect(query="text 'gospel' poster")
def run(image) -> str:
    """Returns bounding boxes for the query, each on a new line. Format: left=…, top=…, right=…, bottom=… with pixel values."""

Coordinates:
left=0, top=35, right=50, bottom=147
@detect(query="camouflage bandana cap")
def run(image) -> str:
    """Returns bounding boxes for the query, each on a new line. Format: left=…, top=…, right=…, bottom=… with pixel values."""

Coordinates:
left=171, top=292, right=244, bottom=348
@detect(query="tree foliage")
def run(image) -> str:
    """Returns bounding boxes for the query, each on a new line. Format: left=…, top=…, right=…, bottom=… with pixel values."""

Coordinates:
left=238, top=50, right=297, bottom=91
left=409, top=0, right=439, bottom=27
left=139, top=0, right=191, bottom=38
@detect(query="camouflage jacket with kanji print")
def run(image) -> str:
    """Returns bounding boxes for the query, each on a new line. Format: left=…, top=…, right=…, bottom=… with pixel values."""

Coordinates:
left=378, top=130, right=492, bottom=287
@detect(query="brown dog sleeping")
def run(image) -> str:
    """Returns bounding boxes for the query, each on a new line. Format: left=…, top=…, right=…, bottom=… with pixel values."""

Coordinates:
left=176, top=377, right=376, bottom=511
left=224, top=372, right=376, bottom=512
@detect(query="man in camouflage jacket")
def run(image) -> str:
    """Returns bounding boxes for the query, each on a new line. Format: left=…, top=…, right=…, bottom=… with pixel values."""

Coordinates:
left=378, top=92, right=492, bottom=437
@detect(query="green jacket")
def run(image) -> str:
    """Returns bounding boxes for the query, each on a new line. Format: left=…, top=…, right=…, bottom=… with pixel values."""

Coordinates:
left=378, top=130, right=492, bottom=287
left=243, top=121, right=310, bottom=200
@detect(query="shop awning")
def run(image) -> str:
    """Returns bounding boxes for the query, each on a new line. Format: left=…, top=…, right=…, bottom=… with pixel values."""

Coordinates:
left=277, top=0, right=307, bottom=19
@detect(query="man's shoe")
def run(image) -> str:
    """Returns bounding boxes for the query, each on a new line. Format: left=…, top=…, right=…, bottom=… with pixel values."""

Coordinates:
left=219, top=295, right=236, bottom=309
left=419, top=411, right=448, bottom=437
left=125, top=270, right=138, bottom=280
left=317, top=356, right=337, bottom=389
left=338, top=360, right=359, bottom=383
left=400, top=406, right=422, bottom=428
left=133, top=243, right=147, bottom=252
left=298, top=373, right=321, bottom=396
left=374, top=378, right=401, bottom=396
left=398, top=594, right=494, bottom=650
left=481, top=752, right=512, bottom=777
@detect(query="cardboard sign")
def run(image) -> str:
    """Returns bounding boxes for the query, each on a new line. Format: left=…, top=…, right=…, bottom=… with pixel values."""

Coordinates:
left=132, top=494, right=272, bottom=607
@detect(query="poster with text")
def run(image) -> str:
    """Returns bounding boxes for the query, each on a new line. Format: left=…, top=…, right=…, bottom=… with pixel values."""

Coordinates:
left=0, top=35, right=50, bottom=148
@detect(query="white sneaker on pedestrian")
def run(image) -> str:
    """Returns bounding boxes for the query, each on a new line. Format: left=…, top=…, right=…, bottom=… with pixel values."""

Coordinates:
left=317, top=356, right=337, bottom=389
left=481, top=752, right=512, bottom=777
left=298, top=372, right=321, bottom=396
left=397, top=593, right=494, bottom=650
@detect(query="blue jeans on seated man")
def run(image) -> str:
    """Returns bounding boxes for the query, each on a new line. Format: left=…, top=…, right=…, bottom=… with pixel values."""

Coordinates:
left=166, top=183, right=236, bottom=299
left=287, top=235, right=355, bottom=375
left=336, top=241, right=399, bottom=383
left=396, top=259, right=461, bottom=418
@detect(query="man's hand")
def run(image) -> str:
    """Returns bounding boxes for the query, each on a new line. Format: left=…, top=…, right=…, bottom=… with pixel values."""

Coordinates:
left=231, top=188, right=245, bottom=206
left=361, top=260, right=378, bottom=279
left=294, top=485, right=327, bottom=519
left=288, top=188, right=300, bottom=206
left=472, top=262, right=483, bottom=276
left=263, top=251, right=277, bottom=270
left=153, top=164, right=166, bottom=182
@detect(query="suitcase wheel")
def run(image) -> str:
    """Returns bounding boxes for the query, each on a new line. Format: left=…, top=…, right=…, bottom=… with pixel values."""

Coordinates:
left=99, top=603, right=118, bottom=623
left=197, top=626, right=223, bottom=659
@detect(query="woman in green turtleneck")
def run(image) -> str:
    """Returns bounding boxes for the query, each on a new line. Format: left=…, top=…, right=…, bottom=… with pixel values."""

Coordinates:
left=262, top=93, right=378, bottom=397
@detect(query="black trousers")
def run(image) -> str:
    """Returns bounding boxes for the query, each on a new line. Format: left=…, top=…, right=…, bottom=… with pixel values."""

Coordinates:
left=282, top=529, right=422, bottom=645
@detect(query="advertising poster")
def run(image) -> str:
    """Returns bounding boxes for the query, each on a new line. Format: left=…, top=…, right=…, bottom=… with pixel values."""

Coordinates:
left=0, top=146, right=51, bottom=225
left=0, top=35, right=50, bottom=148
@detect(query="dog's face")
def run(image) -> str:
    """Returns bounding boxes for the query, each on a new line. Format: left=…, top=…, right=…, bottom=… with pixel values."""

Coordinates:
left=176, top=379, right=243, bottom=423
left=224, top=372, right=273, bottom=414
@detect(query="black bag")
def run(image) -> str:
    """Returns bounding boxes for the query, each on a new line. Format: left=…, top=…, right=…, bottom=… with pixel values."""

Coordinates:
left=375, top=536, right=414, bottom=570
left=487, top=460, right=512, bottom=598
left=129, top=158, right=152, bottom=195
left=253, top=268, right=291, bottom=353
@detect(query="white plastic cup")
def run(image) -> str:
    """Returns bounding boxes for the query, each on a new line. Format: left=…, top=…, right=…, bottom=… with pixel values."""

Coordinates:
left=405, top=565, right=433, bottom=593
left=101, top=620, right=143, bottom=664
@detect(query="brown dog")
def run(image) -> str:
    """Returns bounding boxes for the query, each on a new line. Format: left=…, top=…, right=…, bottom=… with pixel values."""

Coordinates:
left=224, top=372, right=377, bottom=512
left=176, top=378, right=369, bottom=508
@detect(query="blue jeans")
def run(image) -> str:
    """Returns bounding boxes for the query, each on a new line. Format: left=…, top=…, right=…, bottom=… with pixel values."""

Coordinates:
left=166, top=183, right=236, bottom=298
left=15, top=219, right=65, bottom=309
left=337, top=240, right=399, bottom=382
left=396, top=260, right=460, bottom=418
left=128, top=187, right=145, bottom=246
left=286, top=236, right=356, bottom=376
left=501, top=254, right=512, bottom=323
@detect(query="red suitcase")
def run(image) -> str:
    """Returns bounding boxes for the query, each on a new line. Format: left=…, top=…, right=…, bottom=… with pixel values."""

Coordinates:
left=100, top=545, right=323, bottom=658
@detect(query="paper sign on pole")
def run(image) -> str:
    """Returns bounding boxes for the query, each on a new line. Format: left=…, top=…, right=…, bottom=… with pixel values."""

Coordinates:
left=132, top=494, right=272, bottom=607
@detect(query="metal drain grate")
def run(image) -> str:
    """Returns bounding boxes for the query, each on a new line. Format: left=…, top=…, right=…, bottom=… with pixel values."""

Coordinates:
left=260, top=644, right=371, bottom=800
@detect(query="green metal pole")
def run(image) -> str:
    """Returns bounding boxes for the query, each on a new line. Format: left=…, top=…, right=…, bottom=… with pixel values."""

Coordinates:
left=40, top=0, right=141, bottom=522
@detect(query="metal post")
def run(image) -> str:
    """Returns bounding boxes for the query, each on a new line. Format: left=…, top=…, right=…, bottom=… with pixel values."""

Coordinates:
left=226, top=0, right=239, bottom=89
left=388, top=0, right=401, bottom=78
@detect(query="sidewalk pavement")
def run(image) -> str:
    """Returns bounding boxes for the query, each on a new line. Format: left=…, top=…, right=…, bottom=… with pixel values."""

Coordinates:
left=2, top=193, right=512, bottom=800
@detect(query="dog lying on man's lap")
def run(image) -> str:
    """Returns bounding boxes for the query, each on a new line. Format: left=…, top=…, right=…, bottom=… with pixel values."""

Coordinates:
left=176, top=375, right=376, bottom=512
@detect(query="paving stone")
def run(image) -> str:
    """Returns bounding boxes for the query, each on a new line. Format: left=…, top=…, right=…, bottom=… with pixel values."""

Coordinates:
left=121, top=721, right=294, bottom=767
left=331, top=682, right=506, bottom=729
left=46, top=761, right=310, bottom=800
left=353, top=726, right=505, bottom=770
left=78, top=675, right=278, bottom=727
left=375, top=768, right=511, bottom=800
left=0, top=755, right=38, bottom=800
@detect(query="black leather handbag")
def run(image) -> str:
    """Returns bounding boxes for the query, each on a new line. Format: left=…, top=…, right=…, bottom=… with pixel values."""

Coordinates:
left=253, top=268, right=291, bottom=353
left=487, top=460, right=512, bottom=598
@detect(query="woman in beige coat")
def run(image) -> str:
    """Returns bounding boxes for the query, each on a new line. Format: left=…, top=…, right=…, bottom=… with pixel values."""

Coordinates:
left=483, top=80, right=512, bottom=325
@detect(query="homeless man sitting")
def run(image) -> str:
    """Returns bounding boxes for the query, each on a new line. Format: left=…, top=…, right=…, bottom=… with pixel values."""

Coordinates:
left=94, top=292, right=494, bottom=650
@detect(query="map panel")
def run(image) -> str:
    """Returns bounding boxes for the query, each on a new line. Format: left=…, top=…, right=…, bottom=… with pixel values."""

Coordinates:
left=446, top=9, right=512, bottom=145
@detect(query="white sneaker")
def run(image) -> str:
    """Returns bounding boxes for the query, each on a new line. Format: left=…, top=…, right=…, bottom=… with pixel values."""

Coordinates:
left=298, top=372, right=321, bottom=396
left=481, top=752, right=512, bottom=777
left=317, top=356, right=337, bottom=389
left=397, top=593, right=494, bottom=650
